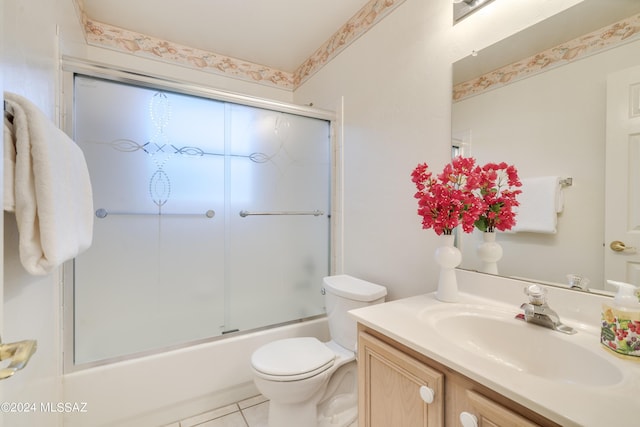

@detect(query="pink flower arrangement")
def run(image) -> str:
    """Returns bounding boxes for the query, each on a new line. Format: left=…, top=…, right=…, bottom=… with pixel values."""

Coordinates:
left=474, top=162, right=522, bottom=232
left=411, top=157, right=521, bottom=235
left=410, top=157, right=485, bottom=235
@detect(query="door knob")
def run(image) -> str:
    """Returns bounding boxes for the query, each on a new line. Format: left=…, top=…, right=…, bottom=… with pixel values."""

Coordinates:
left=610, top=240, right=636, bottom=253
left=0, top=336, right=37, bottom=380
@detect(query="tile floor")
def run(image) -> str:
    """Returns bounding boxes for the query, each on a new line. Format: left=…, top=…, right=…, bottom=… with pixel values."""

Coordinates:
left=169, top=395, right=270, bottom=427
left=166, top=395, right=358, bottom=427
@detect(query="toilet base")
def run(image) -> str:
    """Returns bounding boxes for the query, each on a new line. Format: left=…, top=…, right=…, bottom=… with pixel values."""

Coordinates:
left=265, top=362, right=358, bottom=427
left=268, top=400, right=357, bottom=427
left=318, top=393, right=358, bottom=427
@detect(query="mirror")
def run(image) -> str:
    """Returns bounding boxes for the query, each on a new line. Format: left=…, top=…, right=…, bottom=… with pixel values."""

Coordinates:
left=452, top=0, right=640, bottom=292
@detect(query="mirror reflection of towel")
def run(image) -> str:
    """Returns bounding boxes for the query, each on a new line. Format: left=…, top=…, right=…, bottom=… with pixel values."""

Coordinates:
left=511, top=176, right=563, bottom=234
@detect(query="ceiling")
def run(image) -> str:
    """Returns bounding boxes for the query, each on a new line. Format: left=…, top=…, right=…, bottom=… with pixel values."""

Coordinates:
left=82, top=0, right=373, bottom=74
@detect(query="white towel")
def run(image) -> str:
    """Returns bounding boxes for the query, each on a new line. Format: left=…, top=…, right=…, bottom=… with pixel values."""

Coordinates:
left=511, top=176, right=563, bottom=234
left=4, top=92, right=94, bottom=275
left=4, top=115, right=16, bottom=211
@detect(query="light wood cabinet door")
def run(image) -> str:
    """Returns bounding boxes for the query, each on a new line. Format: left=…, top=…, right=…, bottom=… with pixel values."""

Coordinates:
left=358, top=331, right=444, bottom=427
left=465, top=390, right=539, bottom=427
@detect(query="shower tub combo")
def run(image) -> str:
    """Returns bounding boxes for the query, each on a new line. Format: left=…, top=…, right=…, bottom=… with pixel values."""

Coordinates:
left=62, top=70, right=337, bottom=426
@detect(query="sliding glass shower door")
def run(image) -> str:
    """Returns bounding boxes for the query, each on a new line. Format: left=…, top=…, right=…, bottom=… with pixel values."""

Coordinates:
left=72, top=75, right=330, bottom=365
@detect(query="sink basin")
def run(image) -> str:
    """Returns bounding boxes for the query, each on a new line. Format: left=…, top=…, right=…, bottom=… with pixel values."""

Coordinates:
left=421, top=305, right=623, bottom=386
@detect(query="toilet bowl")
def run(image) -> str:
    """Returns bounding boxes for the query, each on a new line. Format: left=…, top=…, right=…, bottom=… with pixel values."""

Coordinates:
left=250, top=275, right=387, bottom=427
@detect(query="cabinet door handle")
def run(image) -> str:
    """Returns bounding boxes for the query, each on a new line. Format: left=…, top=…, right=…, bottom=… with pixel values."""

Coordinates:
left=419, top=385, right=435, bottom=404
left=459, top=411, right=478, bottom=427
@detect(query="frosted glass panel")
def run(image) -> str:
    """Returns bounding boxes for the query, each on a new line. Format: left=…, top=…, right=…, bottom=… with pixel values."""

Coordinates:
left=72, top=75, right=330, bottom=364
left=227, top=105, right=330, bottom=331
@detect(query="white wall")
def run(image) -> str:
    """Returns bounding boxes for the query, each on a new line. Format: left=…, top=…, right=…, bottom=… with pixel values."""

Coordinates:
left=3, top=0, right=64, bottom=425
left=292, top=0, right=584, bottom=300
left=294, top=0, right=454, bottom=300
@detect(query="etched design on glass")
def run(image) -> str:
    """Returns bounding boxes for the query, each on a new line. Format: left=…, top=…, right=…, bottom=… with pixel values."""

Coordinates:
left=87, top=91, right=289, bottom=212
left=93, top=139, right=277, bottom=162
left=95, top=141, right=277, bottom=163
left=149, top=169, right=171, bottom=207
left=147, top=92, right=172, bottom=209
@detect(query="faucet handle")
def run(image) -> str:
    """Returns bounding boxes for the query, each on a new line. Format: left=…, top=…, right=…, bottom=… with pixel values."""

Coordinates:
left=524, top=284, right=547, bottom=305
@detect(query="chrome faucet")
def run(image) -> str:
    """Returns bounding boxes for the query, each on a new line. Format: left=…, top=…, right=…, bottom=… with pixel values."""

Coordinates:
left=566, top=274, right=590, bottom=292
left=517, top=284, right=577, bottom=335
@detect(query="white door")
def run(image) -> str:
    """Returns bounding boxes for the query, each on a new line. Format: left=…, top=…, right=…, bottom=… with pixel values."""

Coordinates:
left=604, top=65, right=640, bottom=289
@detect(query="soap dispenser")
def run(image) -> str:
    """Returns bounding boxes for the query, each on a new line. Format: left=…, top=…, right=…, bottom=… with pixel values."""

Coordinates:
left=600, top=280, right=640, bottom=359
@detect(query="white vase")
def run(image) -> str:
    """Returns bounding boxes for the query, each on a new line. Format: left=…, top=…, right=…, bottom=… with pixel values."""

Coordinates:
left=434, top=234, right=461, bottom=302
left=477, top=231, right=503, bottom=275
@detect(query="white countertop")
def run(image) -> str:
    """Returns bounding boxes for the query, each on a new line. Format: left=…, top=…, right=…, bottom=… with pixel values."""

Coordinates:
left=349, top=270, right=640, bottom=427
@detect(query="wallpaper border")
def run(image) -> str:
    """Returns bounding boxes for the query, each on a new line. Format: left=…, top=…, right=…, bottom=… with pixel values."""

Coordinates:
left=453, top=13, right=640, bottom=102
left=73, top=0, right=406, bottom=91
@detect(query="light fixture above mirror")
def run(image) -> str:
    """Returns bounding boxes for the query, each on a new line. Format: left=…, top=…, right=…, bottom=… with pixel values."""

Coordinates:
left=454, top=0, right=495, bottom=23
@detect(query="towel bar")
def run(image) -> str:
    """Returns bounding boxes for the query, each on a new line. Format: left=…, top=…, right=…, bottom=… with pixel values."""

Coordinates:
left=95, top=208, right=215, bottom=219
left=239, top=210, right=324, bottom=217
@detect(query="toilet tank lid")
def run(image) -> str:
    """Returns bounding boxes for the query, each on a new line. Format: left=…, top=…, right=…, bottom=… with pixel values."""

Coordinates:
left=323, top=275, right=387, bottom=301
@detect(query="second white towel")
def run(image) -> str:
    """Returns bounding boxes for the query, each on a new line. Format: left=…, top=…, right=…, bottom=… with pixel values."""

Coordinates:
left=511, top=176, right=563, bottom=234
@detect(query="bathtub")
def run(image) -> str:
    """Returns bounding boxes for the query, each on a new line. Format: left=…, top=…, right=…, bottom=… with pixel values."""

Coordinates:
left=63, top=317, right=329, bottom=427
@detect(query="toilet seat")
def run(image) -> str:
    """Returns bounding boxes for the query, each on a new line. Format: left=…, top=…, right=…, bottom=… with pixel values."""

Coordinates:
left=251, top=337, right=336, bottom=382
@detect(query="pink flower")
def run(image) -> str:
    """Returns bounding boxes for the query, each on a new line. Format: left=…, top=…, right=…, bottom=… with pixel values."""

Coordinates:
left=411, top=157, right=485, bottom=235
left=474, top=162, right=522, bottom=232
left=412, top=158, right=522, bottom=235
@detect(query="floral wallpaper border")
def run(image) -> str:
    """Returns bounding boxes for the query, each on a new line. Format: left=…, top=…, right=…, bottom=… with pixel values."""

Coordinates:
left=292, top=0, right=406, bottom=87
left=453, top=13, right=640, bottom=102
left=73, top=0, right=406, bottom=91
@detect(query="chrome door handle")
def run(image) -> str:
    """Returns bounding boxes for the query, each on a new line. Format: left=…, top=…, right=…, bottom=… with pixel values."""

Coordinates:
left=0, top=336, right=37, bottom=380
left=610, top=240, right=637, bottom=253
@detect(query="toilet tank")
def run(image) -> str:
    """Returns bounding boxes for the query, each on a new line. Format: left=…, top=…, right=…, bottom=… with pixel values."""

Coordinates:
left=323, top=275, right=387, bottom=352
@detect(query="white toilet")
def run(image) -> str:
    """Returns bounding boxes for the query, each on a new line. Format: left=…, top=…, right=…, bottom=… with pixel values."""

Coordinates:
left=251, top=274, right=387, bottom=427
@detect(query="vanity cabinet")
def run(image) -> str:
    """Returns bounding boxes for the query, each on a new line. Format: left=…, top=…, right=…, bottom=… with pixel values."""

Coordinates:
left=358, top=329, right=444, bottom=426
left=358, top=327, right=560, bottom=427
